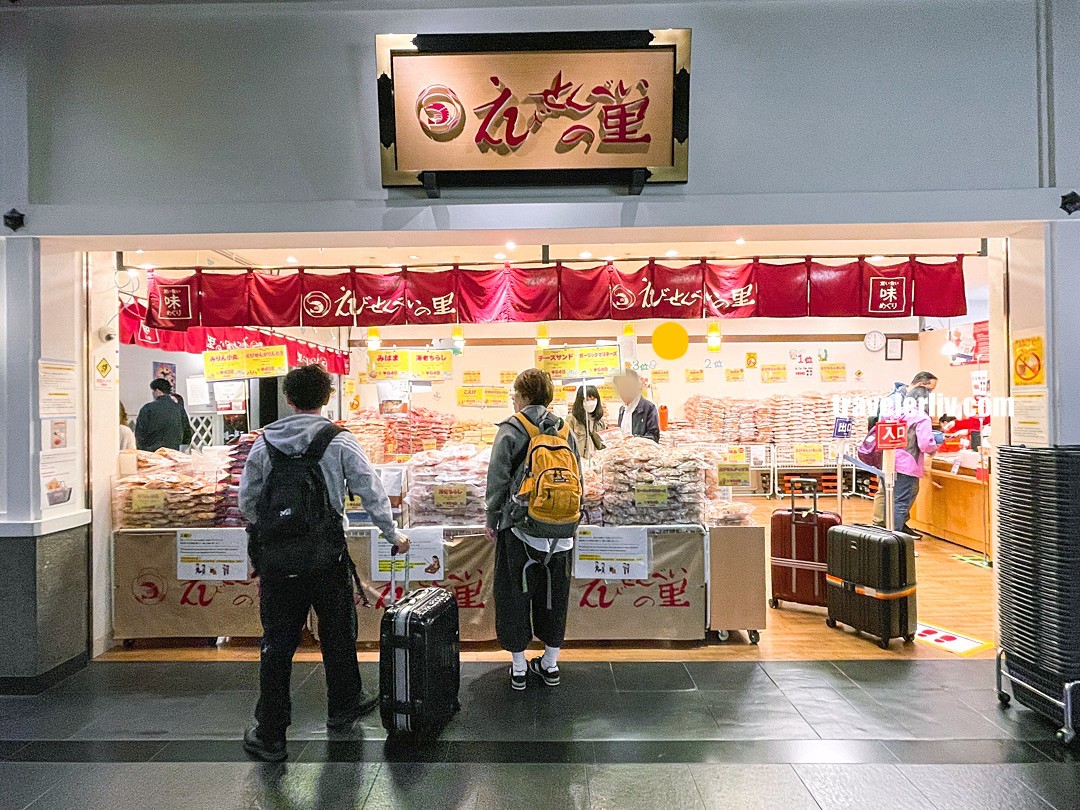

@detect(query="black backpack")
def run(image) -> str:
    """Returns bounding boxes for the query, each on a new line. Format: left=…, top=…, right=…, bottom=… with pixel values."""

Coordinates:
left=251, top=423, right=348, bottom=578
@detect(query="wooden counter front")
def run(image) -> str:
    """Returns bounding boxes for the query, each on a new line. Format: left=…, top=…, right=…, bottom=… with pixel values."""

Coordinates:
left=910, top=462, right=991, bottom=558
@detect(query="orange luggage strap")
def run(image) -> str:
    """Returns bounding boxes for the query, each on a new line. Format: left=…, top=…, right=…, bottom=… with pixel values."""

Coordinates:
left=825, top=574, right=916, bottom=600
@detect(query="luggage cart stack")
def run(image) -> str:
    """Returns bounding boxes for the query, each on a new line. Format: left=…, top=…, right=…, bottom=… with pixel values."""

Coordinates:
left=995, top=446, right=1080, bottom=744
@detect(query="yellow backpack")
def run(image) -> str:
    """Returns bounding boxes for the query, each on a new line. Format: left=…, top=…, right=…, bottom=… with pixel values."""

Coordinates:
left=510, top=412, right=582, bottom=539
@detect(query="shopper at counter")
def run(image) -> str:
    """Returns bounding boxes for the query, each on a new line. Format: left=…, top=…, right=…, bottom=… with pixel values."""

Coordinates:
left=615, top=370, right=661, bottom=442
left=135, top=378, right=193, bottom=451
left=119, top=403, right=136, bottom=451
left=874, top=387, right=939, bottom=536
left=486, top=368, right=581, bottom=691
left=566, top=385, right=606, bottom=460
left=238, top=364, right=408, bottom=762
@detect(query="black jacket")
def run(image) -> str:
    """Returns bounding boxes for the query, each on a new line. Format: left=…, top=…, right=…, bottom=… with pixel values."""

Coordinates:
left=135, top=396, right=193, bottom=451
left=618, top=398, right=661, bottom=443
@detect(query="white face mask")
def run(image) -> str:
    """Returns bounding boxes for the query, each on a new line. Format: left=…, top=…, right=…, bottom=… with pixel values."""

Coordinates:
left=585, top=399, right=599, bottom=414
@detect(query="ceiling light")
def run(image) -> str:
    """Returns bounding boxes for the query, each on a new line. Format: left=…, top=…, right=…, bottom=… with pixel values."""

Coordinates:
left=494, top=253, right=507, bottom=261
left=134, top=249, right=144, bottom=255
left=366, top=326, right=382, bottom=351
left=286, top=256, right=298, bottom=264
left=536, top=324, right=550, bottom=349
left=665, top=249, right=679, bottom=258
left=579, top=251, right=593, bottom=260
left=868, top=255, right=886, bottom=263
left=707, top=321, right=722, bottom=353
left=139, top=264, right=155, bottom=271
left=409, top=255, right=420, bottom=261
left=603, top=255, right=616, bottom=262
left=735, top=237, right=746, bottom=246
left=505, top=241, right=517, bottom=251
left=126, top=268, right=138, bottom=280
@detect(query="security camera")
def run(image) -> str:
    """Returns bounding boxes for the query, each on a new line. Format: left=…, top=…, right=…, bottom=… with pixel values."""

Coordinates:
left=1062, top=191, right=1080, bottom=216
left=98, top=325, right=118, bottom=343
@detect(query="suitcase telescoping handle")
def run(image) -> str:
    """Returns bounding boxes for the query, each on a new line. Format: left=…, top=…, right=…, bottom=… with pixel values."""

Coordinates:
left=388, top=542, right=410, bottom=606
left=791, top=477, right=819, bottom=513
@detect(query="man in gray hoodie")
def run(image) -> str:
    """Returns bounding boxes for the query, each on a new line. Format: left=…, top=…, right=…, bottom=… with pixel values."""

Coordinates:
left=239, top=364, right=407, bottom=761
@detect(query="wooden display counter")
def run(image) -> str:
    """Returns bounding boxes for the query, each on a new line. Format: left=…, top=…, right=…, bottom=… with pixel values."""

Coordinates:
left=909, top=458, right=991, bottom=558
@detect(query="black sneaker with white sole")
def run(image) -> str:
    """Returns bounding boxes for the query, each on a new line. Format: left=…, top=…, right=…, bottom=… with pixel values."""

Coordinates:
left=511, top=668, right=527, bottom=691
left=528, top=657, right=560, bottom=687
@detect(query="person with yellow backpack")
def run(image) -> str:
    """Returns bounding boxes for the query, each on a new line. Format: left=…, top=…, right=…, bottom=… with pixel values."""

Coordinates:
left=485, top=368, right=583, bottom=691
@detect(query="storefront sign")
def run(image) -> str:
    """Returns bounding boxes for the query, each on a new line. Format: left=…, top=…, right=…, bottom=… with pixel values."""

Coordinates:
left=820, top=362, right=847, bottom=383
left=573, top=526, right=648, bottom=580
left=725, top=368, right=745, bottom=383
left=794, top=444, right=825, bottom=466
left=875, top=421, right=908, bottom=450
left=433, top=485, right=468, bottom=508
left=1011, top=332, right=1046, bottom=387
left=685, top=368, right=705, bottom=383
left=203, top=350, right=247, bottom=382
left=176, top=529, right=248, bottom=581
left=378, top=30, right=690, bottom=187
left=651, top=368, right=670, bottom=383
left=716, top=464, right=752, bottom=488
left=463, top=370, right=481, bottom=385
left=634, top=484, right=670, bottom=506
left=243, top=345, right=289, bottom=378
left=760, top=364, right=787, bottom=383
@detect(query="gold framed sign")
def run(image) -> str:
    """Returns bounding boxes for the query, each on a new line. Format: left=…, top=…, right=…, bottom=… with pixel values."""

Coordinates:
left=377, top=30, right=691, bottom=194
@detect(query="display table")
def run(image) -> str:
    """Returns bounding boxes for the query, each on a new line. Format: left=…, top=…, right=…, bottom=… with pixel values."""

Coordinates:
left=707, top=523, right=767, bottom=642
left=113, top=525, right=708, bottom=643
left=910, top=458, right=991, bottom=558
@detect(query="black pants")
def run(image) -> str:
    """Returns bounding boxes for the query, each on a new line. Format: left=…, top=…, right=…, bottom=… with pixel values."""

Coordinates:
left=255, top=564, right=360, bottom=741
left=494, top=529, right=570, bottom=653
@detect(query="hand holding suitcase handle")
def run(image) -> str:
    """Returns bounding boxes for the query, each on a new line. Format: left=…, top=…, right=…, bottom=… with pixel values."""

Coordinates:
left=389, top=537, right=411, bottom=606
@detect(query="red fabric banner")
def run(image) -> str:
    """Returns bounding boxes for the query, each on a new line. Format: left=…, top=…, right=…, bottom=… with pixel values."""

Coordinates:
left=912, top=256, right=967, bottom=317
left=406, top=270, right=457, bottom=324
left=608, top=264, right=652, bottom=321
left=756, top=261, right=810, bottom=318
left=703, top=263, right=757, bottom=318
left=508, top=266, right=560, bottom=322
left=146, top=272, right=200, bottom=329
left=650, top=262, right=705, bottom=319
left=559, top=264, right=611, bottom=320
left=457, top=268, right=511, bottom=323
left=354, top=271, right=407, bottom=326
left=861, top=260, right=913, bottom=317
left=301, top=272, right=355, bottom=327
left=199, top=271, right=250, bottom=327
left=250, top=273, right=301, bottom=327
left=808, top=262, right=861, bottom=317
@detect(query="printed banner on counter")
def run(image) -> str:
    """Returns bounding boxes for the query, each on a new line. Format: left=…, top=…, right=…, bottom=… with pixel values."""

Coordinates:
left=574, top=526, right=649, bottom=581
left=176, top=529, right=248, bottom=581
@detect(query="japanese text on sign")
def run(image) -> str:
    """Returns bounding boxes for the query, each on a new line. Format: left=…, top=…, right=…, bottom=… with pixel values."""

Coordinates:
left=794, top=444, right=825, bottom=466
left=760, top=364, right=788, bottom=383
left=875, top=421, right=908, bottom=450
left=634, top=484, right=670, bottom=506
left=574, top=526, right=649, bottom=581
left=176, top=529, right=248, bottom=581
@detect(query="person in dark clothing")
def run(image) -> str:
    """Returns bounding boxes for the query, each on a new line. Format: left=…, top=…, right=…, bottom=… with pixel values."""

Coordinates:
left=239, top=364, right=408, bottom=762
left=485, top=369, right=580, bottom=691
left=135, top=379, right=193, bottom=451
left=615, top=369, right=661, bottom=442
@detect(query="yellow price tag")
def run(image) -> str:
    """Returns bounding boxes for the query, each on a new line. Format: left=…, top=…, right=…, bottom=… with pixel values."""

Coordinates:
left=634, top=484, right=670, bottom=506
left=433, top=485, right=467, bottom=508
left=685, top=369, right=705, bottom=383
left=725, top=368, right=745, bottom=383
left=794, top=444, right=825, bottom=466
left=820, top=362, right=847, bottom=383
left=761, top=364, right=788, bottom=383
left=130, top=490, right=166, bottom=512
left=456, top=386, right=485, bottom=407
left=463, top=370, right=481, bottom=385
left=500, top=370, right=518, bottom=385
left=652, top=369, right=670, bottom=383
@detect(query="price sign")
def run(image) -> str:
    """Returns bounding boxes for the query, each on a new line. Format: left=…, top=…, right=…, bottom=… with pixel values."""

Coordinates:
left=634, top=484, right=670, bottom=505
left=367, top=350, right=410, bottom=381
left=534, top=348, right=578, bottom=379
left=421, top=439, right=437, bottom=451
left=794, top=444, right=825, bottom=466
left=408, top=350, right=454, bottom=381
left=483, top=386, right=509, bottom=407
left=721, top=447, right=748, bottom=465
left=577, top=346, right=621, bottom=377
left=131, top=490, right=166, bottom=512
left=203, top=350, right=246, bottom=382
left=820, top=362, right=847, bottom=383
left=243, top=345, right=289, bottom=378
left=651, top=368, right=671, bottom=383
left=716, top=464, right=751, bottom=488
left=761, top=364, right=788, bottom=383
left=433, top=485, right=467, bottom=508
left=463, top=370, right=481, bottom=385
left=685, top=369, right=705, bottom=383
left=500, top=370, right=518, bottom=385
left=725, top=368, right=745, bottom=383
left=456, top=386, right=485, bottom=407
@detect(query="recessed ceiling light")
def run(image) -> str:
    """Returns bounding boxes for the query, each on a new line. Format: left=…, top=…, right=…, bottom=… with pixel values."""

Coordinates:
left=505, top=241, right=517, bottom=251
left=139, top=264, right=155, bottom=270
left=869, top=254, right=886, bottom=262
left=286, top=256, right=298, bottom=264
left=665, top=249, right=679, bottom=258
left=494, top=253, right=507, bottom=261
left=735, top=237, right=746, bottom=246
left=408, top=255, right=420, bottom=261
left=134, top=249, right=144, bottom=255
left=579, top=251, right=593, bottom=259
left=603, top=256, right=616, bottom=262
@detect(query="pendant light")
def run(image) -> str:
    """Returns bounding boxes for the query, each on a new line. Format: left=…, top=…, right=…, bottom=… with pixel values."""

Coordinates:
left=536, top=324, right=551, bottom=349
left=366, top=327, right=382, bottom=350
left=707, top=321, right=722, bottom=352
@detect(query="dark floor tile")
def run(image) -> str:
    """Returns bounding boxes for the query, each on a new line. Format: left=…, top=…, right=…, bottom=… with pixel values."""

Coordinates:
left=0, top=763, right=81, bottom=810
left=364, top=762, right=589, bottom=809
left=600, top=739, right=898, bottom=765
left=884, top=739, right=1049, bottom=765
left=873, top=691, right=1016, bottom=740
left=0, top=741, right=27, bottom=761
left=24, top=762, right=171, bottom=810
left=586, top=763, right=704, bottom=809
left=683, top=662, right=778, bottom=692
left=169, top=689, right=260, bottom=739
left=760, top=661, right=857, bottom=691
left=442, top=740, right=594, bottom=763
left=957, top=689, right=1061, bottom=741
left=794, top=763, right=933, bottom=810
left=836, top=659, right=997, bottom=691
left=67, top=696, right=204, bottom=740
left=255, top=761, right=380, bottom=809
left=895, top=764, right=1055, bottom=809
left=152, top=739, right=253, bottom=762
left=702, top=692, right=819, bottom=740
left=8, top=739, right=167, bottom=762
left=592, top=741, right=714, bottom=763
left=563, top=691, right=725, bottom=741
left=299, top=738, right=448, bottom=763
left=611, top=662, right=694, bottom=692
left=1011, top=762, right=1080, bottom=810
left=783, top=686, right=912, bottom=740
left=0, top=695, right=112, bottom=741
left=691, top=764, right=818, bottom=809
left=1027, top=739, right=1080, bottom=763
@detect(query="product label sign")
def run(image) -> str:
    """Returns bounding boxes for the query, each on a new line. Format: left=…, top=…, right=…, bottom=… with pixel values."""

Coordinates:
left=500, top=370, right=518, bottom=385
left=433, top=485, right=468, bottom=508
left=760, top=363, right=787, bottom=383
left=685, top=369, right=705, bottom=383
left=457, top=386, right=484, bottom=407
left=725, top=368, right=745, bottom=383
left=483, top=386, right=509, bottom=407
left=794, top=444, right=825, bottom=466
left=131, top=490, right=167, bottom=512
left=633, top=484, right=670, bottom=506
left=651, top=368, right=671, bottom=383
left=176, top=529, right=248, bottom=581
left=820, top=362, right=847, bottom=383
left=716, top=464, right=751, bottom=488
left=463, top=370, right=482, bottom=385
left=832, top=417, right=854, bottom=439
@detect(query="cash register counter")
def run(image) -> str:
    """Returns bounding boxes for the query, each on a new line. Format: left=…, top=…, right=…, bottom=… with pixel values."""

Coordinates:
left=909, top=453, right=991, bottom=558
left=112, top=522, right=768, bottom=644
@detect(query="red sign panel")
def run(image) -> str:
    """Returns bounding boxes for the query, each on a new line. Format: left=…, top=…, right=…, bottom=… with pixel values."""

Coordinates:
left=875, top=421, right=908, bottom=451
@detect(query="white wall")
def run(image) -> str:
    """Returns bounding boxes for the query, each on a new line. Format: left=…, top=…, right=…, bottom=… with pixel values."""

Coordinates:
left=1, top=0, right=1074, bottom=236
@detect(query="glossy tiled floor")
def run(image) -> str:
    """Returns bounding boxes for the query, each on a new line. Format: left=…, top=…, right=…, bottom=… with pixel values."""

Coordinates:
left=1, top=660, right=1078, bottom=808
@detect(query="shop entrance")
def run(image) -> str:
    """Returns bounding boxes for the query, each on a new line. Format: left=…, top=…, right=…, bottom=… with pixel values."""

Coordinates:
left=86, top=229, right=1002, bottom=664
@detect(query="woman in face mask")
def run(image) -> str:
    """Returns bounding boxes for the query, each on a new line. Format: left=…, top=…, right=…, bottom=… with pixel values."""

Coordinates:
left=567, top=385, right=606, bottom=460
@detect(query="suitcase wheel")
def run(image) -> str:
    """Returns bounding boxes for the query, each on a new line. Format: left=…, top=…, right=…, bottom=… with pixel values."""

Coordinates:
left=715, top=630, right=730, bottom=643
left=903, top=634, right=915, bottom=643
left=877, top=638, right=890, bottom=650
left=825, top=618, right=837, bottom=629
left=997, top=692, right=1011, bottom=707
left=748, top=630, right=760, bottom=645
left=769, top=598, right=780, bottom=609
left=1056, top=729, right=1076, bottom=744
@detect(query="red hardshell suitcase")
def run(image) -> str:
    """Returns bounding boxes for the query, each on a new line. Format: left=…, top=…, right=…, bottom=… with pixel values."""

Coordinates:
left=770, top=478, right=841, bottom=609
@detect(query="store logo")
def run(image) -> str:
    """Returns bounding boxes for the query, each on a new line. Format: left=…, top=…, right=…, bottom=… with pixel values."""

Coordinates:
left=303, top=291, right=333, bottom=319
left=133, top=570, right=167, bottom=605
left=416, top=84, right=466, bottom=140
left=610, top=285, right=636, bottom=311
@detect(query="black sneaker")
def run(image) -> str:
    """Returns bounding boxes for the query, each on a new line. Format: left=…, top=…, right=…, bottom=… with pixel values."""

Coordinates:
left=511, top=668, right=527, bottom=691
left=528, top=657, right=560, bottom=687
left=327, top=691, right=380, bottom=731
left=243, top=724, right=287, bottom=762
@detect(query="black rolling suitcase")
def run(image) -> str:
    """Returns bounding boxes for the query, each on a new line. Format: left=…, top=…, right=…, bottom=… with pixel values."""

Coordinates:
left=825, top=524, right=917, bottom=649
left=379, top=562, right=461, bottom=737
